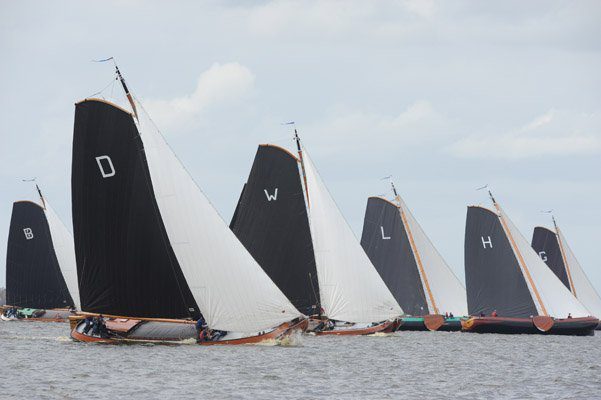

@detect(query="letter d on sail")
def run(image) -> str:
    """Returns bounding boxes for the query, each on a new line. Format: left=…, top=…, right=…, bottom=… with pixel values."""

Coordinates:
left=96, top=155, right=116, bottom=178
left=264, top=188, right=278, bottom=201
left=481, top=236, right=493, bottom=249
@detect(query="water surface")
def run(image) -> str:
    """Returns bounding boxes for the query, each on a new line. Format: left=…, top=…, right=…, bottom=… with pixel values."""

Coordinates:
left=1, top=322, right=599, bottom=399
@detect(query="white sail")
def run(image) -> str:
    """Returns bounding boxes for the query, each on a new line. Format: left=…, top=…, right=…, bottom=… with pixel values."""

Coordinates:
left=44, top=201, right=80, bottom=310
left=396, top=195, right=467, bottom=316
left=498, top=205, right=590, bottom=318
left=136, top=104, right=302, bottom=333
left=301, top=146, right=402, bottom=323
left=557, top=228, right=601, bottom=318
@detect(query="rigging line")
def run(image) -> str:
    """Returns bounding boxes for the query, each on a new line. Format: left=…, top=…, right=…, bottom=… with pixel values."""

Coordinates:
left=308, top=272, right=319, bottom=308
left=553, top=217, right=577, bottom=297
left=87, top=75, right=118, bottom=99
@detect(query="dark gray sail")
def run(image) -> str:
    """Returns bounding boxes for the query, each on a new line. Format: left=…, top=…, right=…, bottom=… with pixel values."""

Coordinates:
left=230, top=145, right=319, bottom=314
left=465, top=206, right=537, bottom=317
left=5, top=201, right=74, bottom=309
left=531, top=227, right=570, bottom=289
left=72, top=99, right=199, bottom=319
left=360, top=197, right=428, bottom=315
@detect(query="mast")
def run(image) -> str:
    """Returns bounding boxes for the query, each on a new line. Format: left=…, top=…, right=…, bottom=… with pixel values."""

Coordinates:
left=552, top=216, right=577, bottom=297
left=489, top=191, right=548, bottom=316
left=36, top=184, right=46, bottom=210
left=115, top=64, right=139, bottom=122
left=294, top=130, right=310, bottom=209
left=391, top=181, right=439, bottom=315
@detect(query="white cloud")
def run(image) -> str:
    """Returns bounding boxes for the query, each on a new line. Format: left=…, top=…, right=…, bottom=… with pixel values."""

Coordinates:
left=305, top=100, right=453, bottom=156
left=447, top=110, right=601, bottom=159
left=145, top=62, right=255, bottom=132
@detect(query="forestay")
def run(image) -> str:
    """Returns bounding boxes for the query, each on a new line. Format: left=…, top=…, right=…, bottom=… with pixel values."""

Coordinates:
left=301, top=146, right=402, bottom=323
left=396, top=195, right=468, bottom=316
left=136, top=103, right=302, bottom=332
left=44, top=201, right=81, bottom=310
left=498, top=205, right=590, bottom=318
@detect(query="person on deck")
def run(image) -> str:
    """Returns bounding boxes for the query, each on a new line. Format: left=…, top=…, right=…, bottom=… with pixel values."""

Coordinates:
left=82, top=316, right=94, bottom=334
left=449, top=312, right=454, bottom=318
left=568, top=313, right=573, bottom=319
left=491, top=310, right=498, bottom=317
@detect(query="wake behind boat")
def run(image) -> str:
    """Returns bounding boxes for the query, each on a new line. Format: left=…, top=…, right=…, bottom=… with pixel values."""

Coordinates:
left=69, top=64, right=304, bottom=345
left=2, top=185, right=79, bottom=323
left=230, top=134, right=402, bottom=336
left=360, top=182, right=468, bottom=332
left=462, top=191, right=598, bottom=335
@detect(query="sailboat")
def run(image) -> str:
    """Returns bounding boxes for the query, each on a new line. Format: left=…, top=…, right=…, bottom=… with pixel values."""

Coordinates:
left=360, top=182, right=467, bottom=331
left=532, top=217, right=601, bottom=330
left=70, top=64, right=305, bottom=344
left=462, top=191, right=598, bottom=335
left=2, top=185, right=79, bottom=322
left=230, top=132, right=402, bottom=335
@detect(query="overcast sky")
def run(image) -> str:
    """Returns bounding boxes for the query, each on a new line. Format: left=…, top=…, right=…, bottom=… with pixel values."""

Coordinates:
left=1, top=1, right=600, bottom=291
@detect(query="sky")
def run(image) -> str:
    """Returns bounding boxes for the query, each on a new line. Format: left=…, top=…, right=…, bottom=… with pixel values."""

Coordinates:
left=0, top=1, right=600, bottom=291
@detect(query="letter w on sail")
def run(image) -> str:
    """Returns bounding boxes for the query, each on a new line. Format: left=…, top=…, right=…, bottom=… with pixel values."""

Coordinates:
left=96, top=155, right=116, bottom=178
left=264, top=188, right=278, bottom=201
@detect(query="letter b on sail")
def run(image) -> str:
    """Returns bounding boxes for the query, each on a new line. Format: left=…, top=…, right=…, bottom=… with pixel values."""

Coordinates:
left=264, top=188, right=278, bottom=201
left=481, top=236, right=493, bottom=249
left=23, top=228, right=34, bottom=240
left=96, top=155, right=116, bottom=178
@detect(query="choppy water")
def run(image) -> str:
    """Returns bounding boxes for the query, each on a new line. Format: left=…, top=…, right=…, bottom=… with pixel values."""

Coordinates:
left=1, top=322, right=600, bottom=399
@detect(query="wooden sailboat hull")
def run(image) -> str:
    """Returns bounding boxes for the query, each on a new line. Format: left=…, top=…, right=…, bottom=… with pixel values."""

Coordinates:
left=200, top=318, right=307, bottom=345
left=1, top=308, right=73, bottom=323
left=461, top=316, right=598, bottom=336
left=313, top=320, right=393, bottom=336
left=395, top=316, right=463, bottom=332
left=71, top=314, right=306, bottom=345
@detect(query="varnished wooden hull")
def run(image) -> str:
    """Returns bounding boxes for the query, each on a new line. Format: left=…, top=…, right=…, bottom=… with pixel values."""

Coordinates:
left=461, top=316, right=598, bottom=336
left=71, top=315, right=306, bottom=345
left=314, top=320, right=392, bottom=336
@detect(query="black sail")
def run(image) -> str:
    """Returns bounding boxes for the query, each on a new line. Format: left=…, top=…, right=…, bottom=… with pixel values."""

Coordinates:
left=71, top=99, right=199, bottom=319
left=464, top=206, right=537, bottom=318
left=360, top=197, right=428, bottom=315
left=230, top=145, right=319, bottom=314
left=531, top=227, right=570, bottom=289
left=5, top=201, right=74, bottom=309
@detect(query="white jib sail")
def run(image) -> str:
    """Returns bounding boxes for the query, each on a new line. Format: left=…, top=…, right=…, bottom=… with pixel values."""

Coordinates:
left=498, top=205, right=590, bottom=318
left=44, top=201, right=81, bottom=310
left=301, top=146, right=402, bottom=323
left=396, top=195, right=468, bottom=316
left=136, top=104, right=302, bottom=333
left=557, top=228, right=601, bottom=319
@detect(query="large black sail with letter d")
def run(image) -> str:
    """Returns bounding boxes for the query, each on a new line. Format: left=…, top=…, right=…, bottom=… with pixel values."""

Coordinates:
left=71, top=99, right=199, bottom=319
left=531, top=227, right=570, bottom=290
left=6, top=201, right=74, bottom=309
left=360, top=197, right=428, bottom=315
left=230, top=145, right=319, bottom=314
left=464, top=206, right=537, bottom=318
